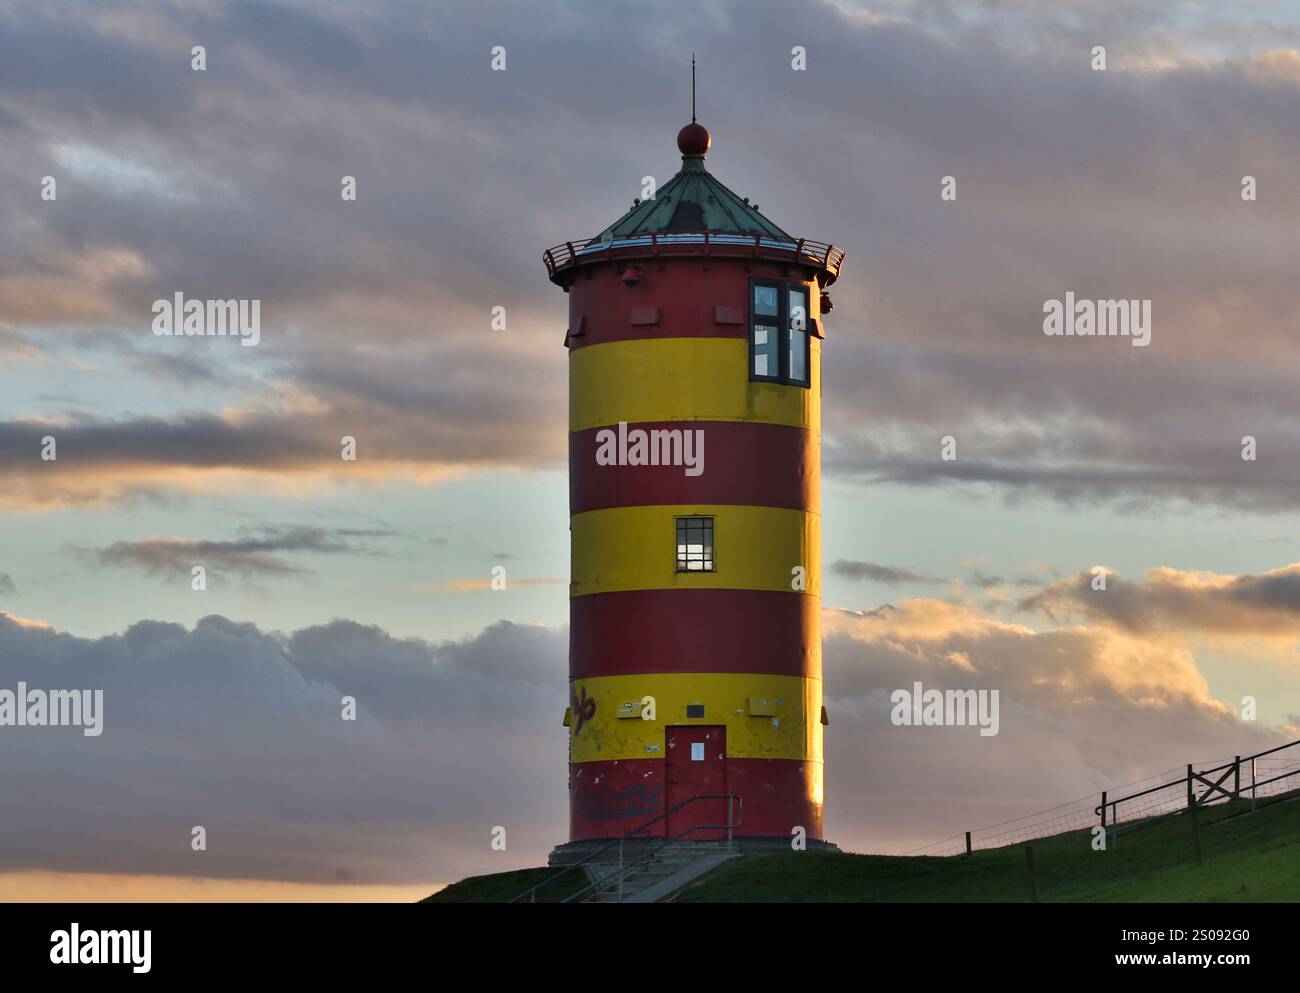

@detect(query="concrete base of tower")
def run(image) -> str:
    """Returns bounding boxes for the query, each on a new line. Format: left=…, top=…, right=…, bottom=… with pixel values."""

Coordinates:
left=548, top=836, right=841, bottom=866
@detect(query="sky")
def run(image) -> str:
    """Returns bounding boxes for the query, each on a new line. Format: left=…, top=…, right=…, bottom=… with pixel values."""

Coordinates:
left=2, top=0, right=1300, bottom=900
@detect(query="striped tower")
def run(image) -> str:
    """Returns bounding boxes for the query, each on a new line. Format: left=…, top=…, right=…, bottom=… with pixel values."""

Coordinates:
left=545, top=118, right=844, bottom=858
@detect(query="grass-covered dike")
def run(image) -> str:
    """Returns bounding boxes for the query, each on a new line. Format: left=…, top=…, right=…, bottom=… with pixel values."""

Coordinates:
left=425, top=792, right=1300, bottom=903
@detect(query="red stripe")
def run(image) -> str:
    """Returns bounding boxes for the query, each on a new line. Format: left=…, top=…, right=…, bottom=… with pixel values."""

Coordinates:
left=566, top=259, right=813, bottom=351
left=570, top=588, right=820, bottom=679
left=570, top=421, right=816, bottom=514
left=570, top=756, right=823, bottom=841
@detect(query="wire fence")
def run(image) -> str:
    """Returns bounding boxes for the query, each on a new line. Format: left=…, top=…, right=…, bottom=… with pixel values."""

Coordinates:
left=904, top=740, right=1300, bottom=857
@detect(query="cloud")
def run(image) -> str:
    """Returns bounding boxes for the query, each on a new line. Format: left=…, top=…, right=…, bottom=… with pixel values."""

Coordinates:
left=418, top=577, right=568, bottom=593
left=1, top=590, right=1293, bottom=882
left=821, top=596, right=1293, bottom=850
left=0, top=611, right=53, bottom=631
left=0, top=394, right=563, bottom=507
left=0, top=245, right=153, bottom=326
left=51, top=142, right=191, bottom=200
left=1, top=1, right=1299, bottom=513
left=825, top=597, right=1217, bottom=705
left=830, top=560, right=944, bottom=585
left=1, top=0, right=1300, bottom=879
left=70, top=524, right=397, bottom=580
left=0, top=611, right=567, bottom=885
left=1020, top=563, right=1300, bottom=641
left=0, top=573, right=15, bottom=595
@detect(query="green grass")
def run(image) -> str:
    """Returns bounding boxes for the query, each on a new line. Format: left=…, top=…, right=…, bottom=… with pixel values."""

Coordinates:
left=674, top=792, right=1300, bottom=902
left=423, top=864, right=590, bottom=903
left=422, top=791, right=1300, bottom=903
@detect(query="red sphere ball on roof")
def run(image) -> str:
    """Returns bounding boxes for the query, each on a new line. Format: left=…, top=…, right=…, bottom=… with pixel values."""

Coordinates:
left=677, top=121, right=711, bottom=157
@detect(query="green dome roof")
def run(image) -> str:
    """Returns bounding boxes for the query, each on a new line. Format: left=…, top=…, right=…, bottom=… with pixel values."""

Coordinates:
left=542, top=119, right=843, bottom=288
left=593, top=124, right=794, bottom=243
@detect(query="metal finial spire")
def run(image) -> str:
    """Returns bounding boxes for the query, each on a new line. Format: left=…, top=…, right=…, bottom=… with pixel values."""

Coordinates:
left=691, top=53, right=696, bottom=123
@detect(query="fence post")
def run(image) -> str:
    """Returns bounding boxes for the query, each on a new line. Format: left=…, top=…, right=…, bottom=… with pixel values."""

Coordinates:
left=965, top=831, right=972, bottom=856
left=1234, top=756, right=1241, bottom=800
left=1025, top=845, right=1038, bottom=903
left=1100, top=791, right=1107, bottom=836
left=1251, top=758, right=1257, bottom=813
left=1187, top=763, right=1202, bottom=867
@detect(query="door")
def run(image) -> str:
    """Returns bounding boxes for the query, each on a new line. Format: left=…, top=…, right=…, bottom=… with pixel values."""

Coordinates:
left=665, top=726, right=728, bottom=840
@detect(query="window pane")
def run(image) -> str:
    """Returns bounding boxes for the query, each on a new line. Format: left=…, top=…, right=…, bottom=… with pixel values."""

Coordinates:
left=675, top=516, right=714, bottom=572
left=752, top=323, right=778, bottom=378
left=789, top=329, right=807, bottom=384
left=754, top=285, right=778, bottom=316
left=788, top=288, right=808, bottom=332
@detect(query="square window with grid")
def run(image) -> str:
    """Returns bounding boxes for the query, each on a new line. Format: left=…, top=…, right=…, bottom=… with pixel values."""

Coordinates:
left=675, top=516, right=714, bottom=572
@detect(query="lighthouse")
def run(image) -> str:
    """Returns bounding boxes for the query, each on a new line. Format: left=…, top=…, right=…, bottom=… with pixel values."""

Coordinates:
left=545, top=108, right=844, bottom=858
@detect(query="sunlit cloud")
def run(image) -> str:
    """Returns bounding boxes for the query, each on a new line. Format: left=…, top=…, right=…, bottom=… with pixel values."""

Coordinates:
left=1021, top=563, right=1300, bottom=647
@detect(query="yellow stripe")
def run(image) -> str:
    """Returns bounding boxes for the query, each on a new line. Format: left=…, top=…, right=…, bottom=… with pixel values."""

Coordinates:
left=571, top=504, right=821, bottom=597
left=570, top=337, right=820, bottom=433
left=569, top=672, right=822, bottom=763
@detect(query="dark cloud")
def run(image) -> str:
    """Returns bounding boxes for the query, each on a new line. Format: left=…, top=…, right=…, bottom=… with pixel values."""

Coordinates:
left=964, top=569, right=1041, bottom=590
left=70, top=524, right=398, bottom=580
left=0, top=388, right=565, bottom=505
left=1, top=1, right=1300, bottom=511
left=0, top=573, right=16, bottom=595
left=0, top=611, right=567, bottom=885
left=830, top=559, right=944, bottom=585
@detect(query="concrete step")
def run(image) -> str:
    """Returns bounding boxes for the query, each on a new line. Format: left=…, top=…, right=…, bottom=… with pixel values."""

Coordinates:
left=583, top=851, right=743, bottom=904
left=590, top=882, right=655, bottom=901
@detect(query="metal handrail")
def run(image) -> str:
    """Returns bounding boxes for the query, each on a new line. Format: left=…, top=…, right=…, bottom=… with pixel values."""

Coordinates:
left=1094, top=738, right=1299, bottom=819
left=508, top=835, right=628, bottom=905
left=561, top=794, right=743, bottom=904
left=543, top=233, right=844, bottom=280
left=509, top=792, right=741, bottom=904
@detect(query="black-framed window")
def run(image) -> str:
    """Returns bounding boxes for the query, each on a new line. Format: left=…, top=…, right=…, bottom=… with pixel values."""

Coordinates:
left=675, top=516, right=714, bottom=572
left=750, top=280, right=811, bottom=388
